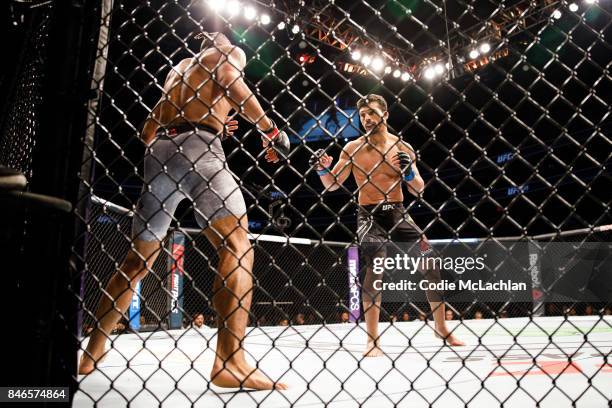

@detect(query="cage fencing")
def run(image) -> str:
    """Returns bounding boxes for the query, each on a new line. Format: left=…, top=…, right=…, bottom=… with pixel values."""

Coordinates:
left=60, top=0, right=612, bottom=405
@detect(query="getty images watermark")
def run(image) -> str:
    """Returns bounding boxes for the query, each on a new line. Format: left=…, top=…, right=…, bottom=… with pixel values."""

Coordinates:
left=371, top=253, right=527, bottom=292
left=362, top=241, right=611, bottom=303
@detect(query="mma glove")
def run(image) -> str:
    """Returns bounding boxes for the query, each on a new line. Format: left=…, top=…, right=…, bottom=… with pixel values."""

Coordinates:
left=261, top=119, right=290, bottom=160
left=309, top=149, right=330, bottom=175
left=395, top=151, right=415, bottom=181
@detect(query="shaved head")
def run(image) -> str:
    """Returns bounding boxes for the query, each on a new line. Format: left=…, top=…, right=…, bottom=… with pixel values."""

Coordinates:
left=198, top=32, right=231, bottom=51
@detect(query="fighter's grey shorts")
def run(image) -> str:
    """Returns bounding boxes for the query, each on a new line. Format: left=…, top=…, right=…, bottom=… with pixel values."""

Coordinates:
left=132, top=125, right=246, bottom=241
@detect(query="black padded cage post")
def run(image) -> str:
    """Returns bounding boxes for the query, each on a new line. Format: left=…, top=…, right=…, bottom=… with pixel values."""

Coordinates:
left=1, top=0, right=608, bottom=405
left=0, top=0, right=103, bottom=401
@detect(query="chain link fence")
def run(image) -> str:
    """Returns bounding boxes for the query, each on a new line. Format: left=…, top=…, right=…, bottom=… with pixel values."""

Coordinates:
left=80, top=197, right=170, bottom=333
left=42, top=0, right=612, bottom=404
left=0, top=3, right=52, bottom=179
left=81, top=196, right=351, bottom=333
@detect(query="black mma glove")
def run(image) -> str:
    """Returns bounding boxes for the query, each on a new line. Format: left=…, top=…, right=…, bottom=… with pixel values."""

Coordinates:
left=262, top=119, right=290, bottom=160
left=395, top=151, right=415, bottom=181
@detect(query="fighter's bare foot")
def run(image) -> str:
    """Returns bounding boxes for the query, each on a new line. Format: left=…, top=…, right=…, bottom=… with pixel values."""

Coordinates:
left=211, top=361, right=288, bottom=390
left=78, top=350, right=108, bottom=375
left=363, top=341, right=383, bottom=357
left=435, top=330, right=465, bottom=347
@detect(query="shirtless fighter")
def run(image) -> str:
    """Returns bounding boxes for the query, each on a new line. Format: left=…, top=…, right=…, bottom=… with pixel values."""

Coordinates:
left=79, top=32, right=289, bottom=390
left=311, top=94, right=464, bottom=357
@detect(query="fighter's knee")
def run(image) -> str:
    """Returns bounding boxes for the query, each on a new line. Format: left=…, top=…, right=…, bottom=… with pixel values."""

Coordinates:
left=223, top=233, right=253, bottom=262
left=236, top=246, right=254, bottom=269
left=120, top=252, right=152, bottom=281
left=361, top=287, right=381, bottom=302
left=226, top=235, right=250, bottom=253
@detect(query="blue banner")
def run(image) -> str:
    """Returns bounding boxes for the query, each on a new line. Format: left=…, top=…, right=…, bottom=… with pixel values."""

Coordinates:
left=128, top=280, right=141, bottom=331
left=292, top=108, right=361, bottom=143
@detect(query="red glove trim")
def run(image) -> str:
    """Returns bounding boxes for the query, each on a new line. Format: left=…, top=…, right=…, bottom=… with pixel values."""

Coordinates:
left=265, top=127, right=280, bottom=140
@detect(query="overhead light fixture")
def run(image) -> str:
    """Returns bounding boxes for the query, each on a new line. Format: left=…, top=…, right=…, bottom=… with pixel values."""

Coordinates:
left=277, top=21, right=286, bottom=30
left=480, top=43, right=491, bottom=54
left=424, top=67, right=436, bottom=79
left=384, top=66, right=392, bottom=74
left=371, top=57, right=385, bottom=71
left=297, top=53, right=315, bottom=64
left=569, top=3, right=579, bottom=11
left=351, top=50, right=362, bottom=61
left=401, top=72, right=411, bottom=81
left=244, top=6, right=256, bottom=20
left=361, top=55, right=372, bottom=66
left=434, top=63, right=444, bottom=75
left=291, top=24, right=300, bottom=34
left=584, top=0, right=597, bottom=4
left=393, top=69, right=401, bottom=78
left=469, top=49, right=479, bottom=59
left=208, top=0, right=225, bottom=11
left=552, top=9, right=562, bottom=19
left=260, top=14, right=271, bottom=25
left=226, top=0, right=240, bottom=16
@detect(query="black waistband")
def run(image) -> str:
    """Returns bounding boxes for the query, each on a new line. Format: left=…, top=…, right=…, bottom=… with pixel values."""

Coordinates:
left=156, top=123, right=220, bottom=139
left=358, top=202, right=404, bottom=214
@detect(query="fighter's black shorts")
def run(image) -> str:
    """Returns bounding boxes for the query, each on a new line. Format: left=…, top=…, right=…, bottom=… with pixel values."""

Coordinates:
left=357, top=202, right=442, bottom=300
left=356, top=202, right=431, bottom=255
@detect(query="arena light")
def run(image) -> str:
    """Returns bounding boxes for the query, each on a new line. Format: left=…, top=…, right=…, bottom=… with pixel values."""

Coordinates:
left=469, top=49, right=479, bottom=59
left=260, top=14, right=271, bottom=25
left=277, top=21, right=286, bottom=30
left=384, top=66, right=392, bottom=74
left=424, top=66, right=436, bottom=80
left=552, top=9, right=562, bottom=19
left=291, top=24, right=300, bottom=34
left=401, top=72, right=411, bottom=81
left=208, top=0, right=225, bottom=11
left=393, top=69, right=401, bottom=78
left=244, top=6, right=256, bottom=20
left=297, top=53, right=316, bottom=64
left=480, top=43, right=491, bottom=54
left=361, top=55, right=372, bottom=67
left=351, top=50, right=362, bottom=61
left=434, top=63, right=444, bottom=75
left=371, top=57, right=385, bottom=71
left=569, top=3, right=579, bottom=11
left=584, top=0, right=597, bottom=4
left=225, top=1, right=239, bottom=12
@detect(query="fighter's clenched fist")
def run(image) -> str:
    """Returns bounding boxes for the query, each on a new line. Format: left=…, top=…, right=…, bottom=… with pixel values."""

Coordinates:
left=309, top=149, right=333, bottom=173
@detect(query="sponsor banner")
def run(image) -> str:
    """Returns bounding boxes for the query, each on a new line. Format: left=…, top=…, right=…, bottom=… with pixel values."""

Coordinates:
left=128, top=280, right=141, bottom=331
left=168, top=232, right=186, bottom=329
left=347, top=246, right=361, bottom=322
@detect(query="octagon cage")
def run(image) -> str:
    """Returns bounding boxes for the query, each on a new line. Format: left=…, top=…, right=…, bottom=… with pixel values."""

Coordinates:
left=1, top=0, right=609, bottom=406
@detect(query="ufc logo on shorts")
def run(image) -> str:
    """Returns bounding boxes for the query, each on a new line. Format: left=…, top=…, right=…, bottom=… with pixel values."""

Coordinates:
left=382, top=204, right=394, bottom=211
